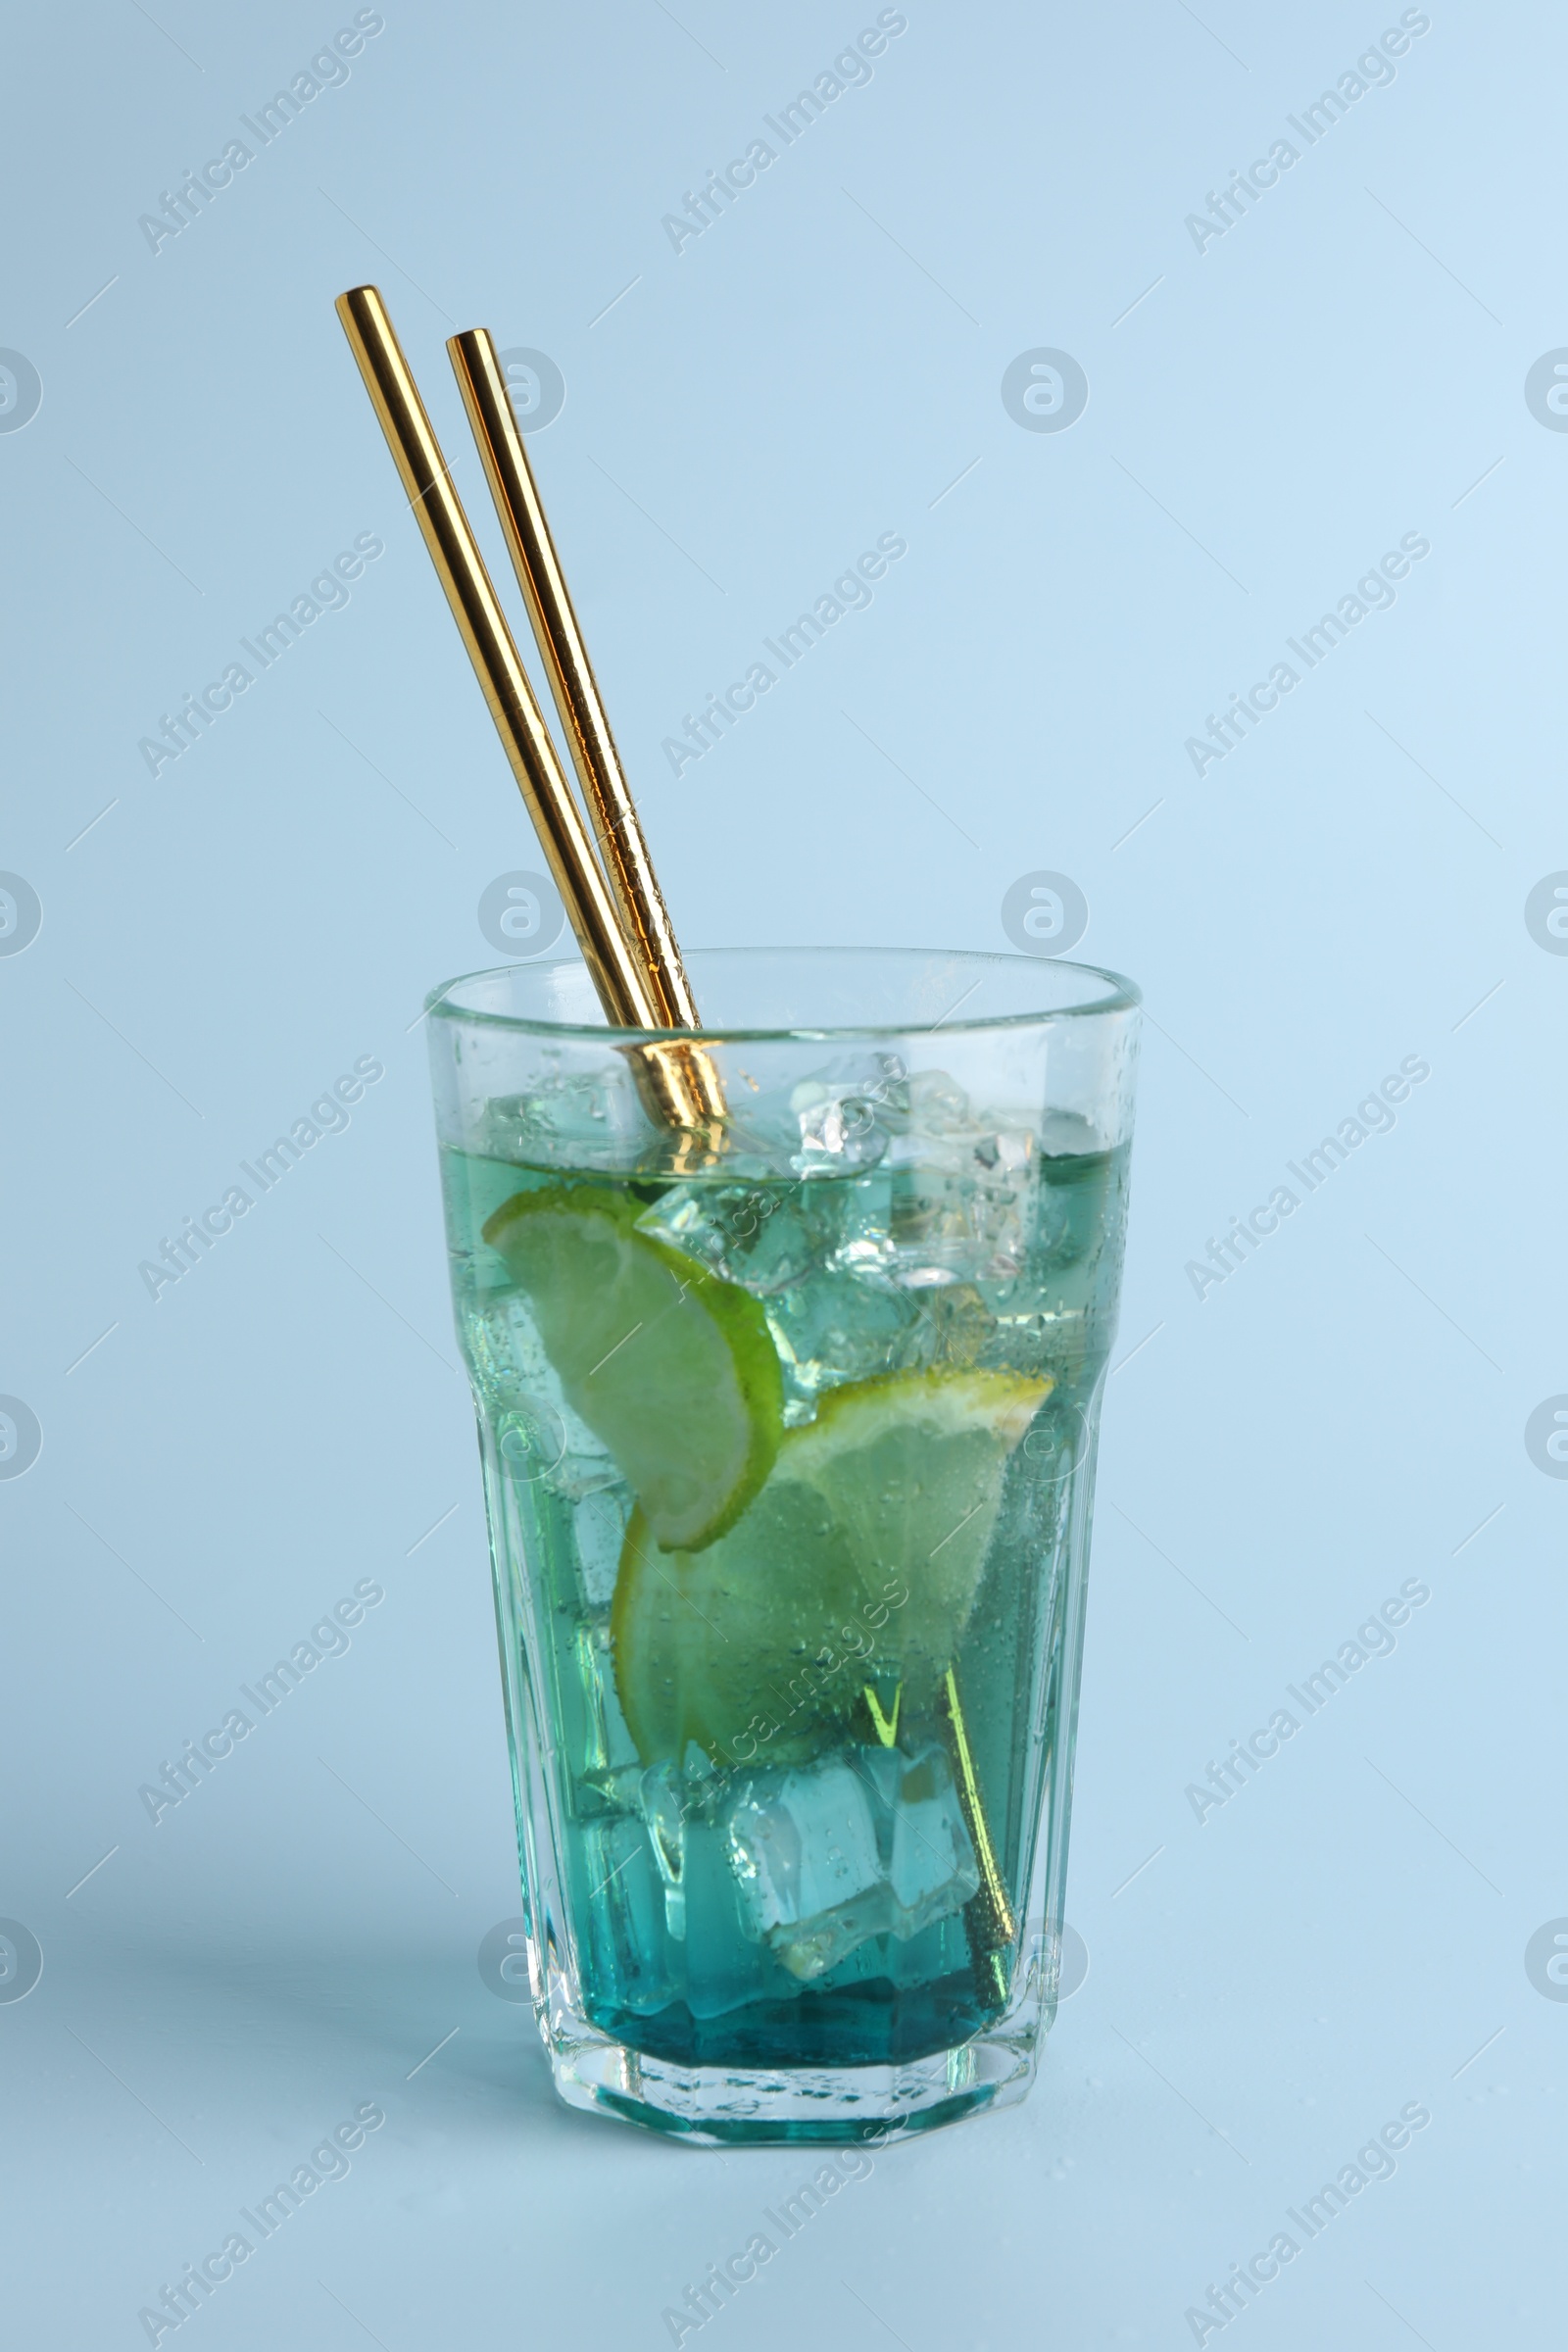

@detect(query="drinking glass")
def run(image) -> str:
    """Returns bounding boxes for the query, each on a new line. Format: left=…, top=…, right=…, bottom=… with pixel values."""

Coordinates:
left=427, top=948, right=1139, bottom=2142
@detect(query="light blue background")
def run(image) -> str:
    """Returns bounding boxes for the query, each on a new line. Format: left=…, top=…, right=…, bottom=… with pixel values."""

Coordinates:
left=3, top=2, right=1560, bottom=2344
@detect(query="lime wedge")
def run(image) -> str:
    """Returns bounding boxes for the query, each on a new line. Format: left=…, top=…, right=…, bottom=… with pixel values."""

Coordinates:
left=482, top=1185, right=783, bottom=1552
left=611, top=1366, right=1050, bottom=1766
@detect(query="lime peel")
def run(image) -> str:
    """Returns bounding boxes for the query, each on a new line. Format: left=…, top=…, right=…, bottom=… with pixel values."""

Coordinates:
left=612, top=1365, right=1052, bottom=1767
left=482, top=1184, right=783, bottom=1552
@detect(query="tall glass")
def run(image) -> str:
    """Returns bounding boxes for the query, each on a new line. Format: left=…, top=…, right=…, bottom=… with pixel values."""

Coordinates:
left=427, top=949, right=1139, bottom=2142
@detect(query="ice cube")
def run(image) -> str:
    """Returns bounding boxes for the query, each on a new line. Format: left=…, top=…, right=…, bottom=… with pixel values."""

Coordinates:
left=579, top=1812, right=673, bottom=2014
left=726, top=1755, right=886, bottom=1981
left=632, top=1181, right=829, bottom=1296
left=765, top=1264, right=920, bottom=1407
left=740, top=1054, right=903, bottom=1175
left=570, top=1612, right=640, bottom=1786
left=872, top=1745, right=984, bottom=1937
left=902, top=1282, right=999, bottom=1377
left=886, top=1156, right=1030, bottom=1287
left=882, top=1068, right=972, bottom=1139
left=870, top=1069, right=1037, bottom=1287
left=789, top=1086, right=891, bottom=1174
left=477, top=1071, right=627, bottom=1165
left=639, top=1759, right=689, bottom=1940
left=724, top=1742, right=980, bottom=1981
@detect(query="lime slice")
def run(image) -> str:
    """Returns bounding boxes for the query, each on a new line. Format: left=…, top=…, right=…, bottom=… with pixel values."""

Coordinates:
left=611, top=1366, right=1050, bottom=1766
left=482, top=1185, right=783, bottom=1552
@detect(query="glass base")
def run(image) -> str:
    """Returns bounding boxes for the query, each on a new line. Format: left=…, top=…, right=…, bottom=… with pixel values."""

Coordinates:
left=538, top=1948, right=1050, bottom=2145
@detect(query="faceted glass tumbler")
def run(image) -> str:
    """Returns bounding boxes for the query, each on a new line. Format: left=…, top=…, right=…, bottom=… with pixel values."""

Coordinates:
left=427, top=948, right=1139, bottom=2143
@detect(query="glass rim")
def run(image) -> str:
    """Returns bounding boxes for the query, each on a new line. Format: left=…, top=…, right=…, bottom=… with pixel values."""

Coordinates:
left=423, top=944, right=1142, bottom=1046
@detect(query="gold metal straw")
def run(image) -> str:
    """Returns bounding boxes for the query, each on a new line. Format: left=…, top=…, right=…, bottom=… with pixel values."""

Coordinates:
left=447, top=331, right=703, bottom=1034
left=333, top=285, right=710, bottom=1129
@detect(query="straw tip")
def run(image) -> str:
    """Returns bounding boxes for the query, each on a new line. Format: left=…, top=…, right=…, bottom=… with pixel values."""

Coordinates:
left=334, top=284, right=383, bottom=322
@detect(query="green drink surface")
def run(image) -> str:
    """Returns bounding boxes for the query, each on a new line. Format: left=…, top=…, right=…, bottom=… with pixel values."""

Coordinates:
left=441, top=1112, right=1129, bottom=2069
